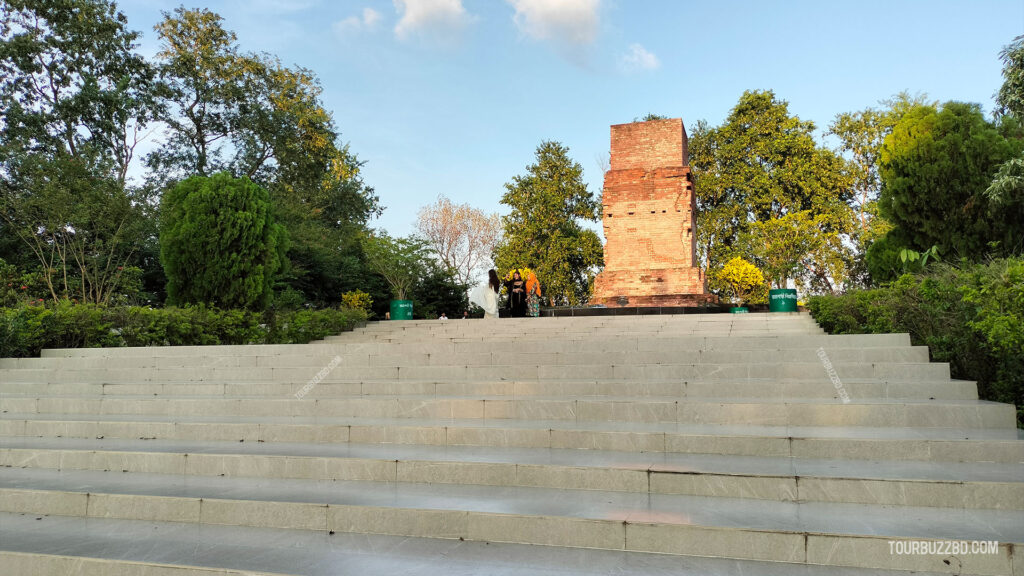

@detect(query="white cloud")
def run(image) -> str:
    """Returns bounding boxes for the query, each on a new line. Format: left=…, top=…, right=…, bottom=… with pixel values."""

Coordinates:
left=620, top=43, right=660, bottom=71
left=362, top=7, right=382, bottom=27
left=393, top=0, right=472, bottom=41
left=507, top=0, right=600, bottom=46
left=334, top=7, right=383, bottom=35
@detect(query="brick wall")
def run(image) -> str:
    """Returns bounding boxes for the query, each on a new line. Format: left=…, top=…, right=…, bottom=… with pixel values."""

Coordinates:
left=609, top=118, right=688, bottom=171
left=592, top=118, right=713, bottom=307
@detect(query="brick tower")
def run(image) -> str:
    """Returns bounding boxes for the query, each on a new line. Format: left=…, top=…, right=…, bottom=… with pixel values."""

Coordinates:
left=591, top=118, right=715, bottom=307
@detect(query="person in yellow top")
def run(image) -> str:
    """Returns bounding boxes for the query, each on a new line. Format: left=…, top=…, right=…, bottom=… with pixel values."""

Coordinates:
left=526, top=270, right=541, bottom=317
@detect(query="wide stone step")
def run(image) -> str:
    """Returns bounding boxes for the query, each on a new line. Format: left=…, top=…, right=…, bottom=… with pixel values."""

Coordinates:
left=0, top=361, right=953, bottom=383
left=1, top=395, right=1009, bottom=427
left=3, top=413, right=1021, bottom=462
left=0, top=468, right=1019, bottom=574
left=340, top=330, right=826, bottom=343
left=0, top=513, right=953, bottom=576
left=0, top=345, right=932, bottom=369
left=3, top=437, right=1022, bottom=509
left=0, top=377, right=978, bottom=400
left=35, top=332, right=914, bottom=358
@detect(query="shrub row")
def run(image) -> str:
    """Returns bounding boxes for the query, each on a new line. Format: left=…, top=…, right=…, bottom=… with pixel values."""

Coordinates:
left=806, top=258, right=1024, bottom=427
left=0, top=302, right=367, bottom=358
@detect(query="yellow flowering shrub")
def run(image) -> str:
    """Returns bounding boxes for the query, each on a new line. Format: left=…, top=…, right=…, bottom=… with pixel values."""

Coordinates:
left=716, top=257, right=765, bottom=305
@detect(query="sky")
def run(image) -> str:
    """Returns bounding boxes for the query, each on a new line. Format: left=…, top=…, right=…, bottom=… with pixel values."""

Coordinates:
left=117, top=0, right=1024, bottom=238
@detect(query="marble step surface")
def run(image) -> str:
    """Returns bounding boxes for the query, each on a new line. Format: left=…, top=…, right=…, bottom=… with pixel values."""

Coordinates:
left=0, top=467, right=1020, bottom=574
left=0, top=378, right=978, bottom=400
left=0, top=361, right=954, bottom=384
left=3, top=413, right=1022, bottom=462
left=38, top=333, right=912, bottom=358
left=0, top=345, right=932, bottom=369
left=0, top=513, right=962, bottom=576
left=3, top=437, right=1022, bottom=509
left=1, top=395, right=1010, bottom=428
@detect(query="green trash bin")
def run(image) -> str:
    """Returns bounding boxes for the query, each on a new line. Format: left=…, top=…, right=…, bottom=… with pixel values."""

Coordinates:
left=389, top=299, right=413, bottom=320
left=768, top=289, right=798, bottom=312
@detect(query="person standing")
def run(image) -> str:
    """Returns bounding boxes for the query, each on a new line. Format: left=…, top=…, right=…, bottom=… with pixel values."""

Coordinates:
left=506, top=269, right=527, bottom=318
left=526, top=270, right=541, bottom=317
left=470, top=269, right=501, bottom=319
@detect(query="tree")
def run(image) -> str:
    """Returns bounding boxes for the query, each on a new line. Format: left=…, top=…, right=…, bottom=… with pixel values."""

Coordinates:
left=362, top=233, right=430, bottom=301
left=690, top=90, right=856, bottom=293
left=0, top=0, right=157, bottom=303
left=997, top=35, right=1024, bottom=118
left=827, top=93, right=935, bottom=286
left=148, top=7, right=241, bottom=179
left=159, top=173, right=285, bottom=310
left=148, top=8, right=381, bottom=305
left=416, top=195, right=501, bottom=287
left=494, top=141, right=603, bottom=305
left=0, top=0, right=156, bottom=181
left=412, top=268, right=469, bottom=319
left=739, top=210, right=827, bottom=289
left=1, top=152, right=146, bottom=303
left=878, top=101, right=1023, bottom=259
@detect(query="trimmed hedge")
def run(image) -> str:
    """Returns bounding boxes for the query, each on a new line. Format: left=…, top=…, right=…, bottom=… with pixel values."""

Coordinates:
left=807, top=258, right=1024, bottom=427
left=0, top=302, right=367, bottom=358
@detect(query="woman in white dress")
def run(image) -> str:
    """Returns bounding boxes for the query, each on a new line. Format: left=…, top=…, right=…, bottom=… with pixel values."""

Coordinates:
left=469, top=269, right=501, bottom=318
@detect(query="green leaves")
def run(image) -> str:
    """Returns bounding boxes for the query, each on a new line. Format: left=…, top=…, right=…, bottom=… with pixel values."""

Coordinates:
left=362, top=233, right=431, bottom=302
left=0, top=0, right=156, bottom=176
left=997, top=35, right=1024, bottom=118
left=878, top=101, right=1023, bottom=259
left=494, top=141, right=602, bottom=306
left=159, top=173, right=286, bottom=310
left=692, top=90, right=856, bottom=294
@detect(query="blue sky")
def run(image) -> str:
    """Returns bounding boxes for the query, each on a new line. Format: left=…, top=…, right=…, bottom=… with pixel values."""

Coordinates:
left=117, top=0, right=1024, bottom=238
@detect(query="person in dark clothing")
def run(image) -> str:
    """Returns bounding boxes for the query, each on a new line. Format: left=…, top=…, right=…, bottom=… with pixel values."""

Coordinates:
left=506, top=270, right=527, bottom=317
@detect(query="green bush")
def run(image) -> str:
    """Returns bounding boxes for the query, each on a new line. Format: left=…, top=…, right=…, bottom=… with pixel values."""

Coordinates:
left=0, top=303, right=366, bottom=358
left=807, top=258, right=1024, bottom=427
left=160, top=173, right=287, bottom=310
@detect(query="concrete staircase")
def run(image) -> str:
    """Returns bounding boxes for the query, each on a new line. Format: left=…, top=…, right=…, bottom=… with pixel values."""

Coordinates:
left=0, top=312, right=1021, bottom=575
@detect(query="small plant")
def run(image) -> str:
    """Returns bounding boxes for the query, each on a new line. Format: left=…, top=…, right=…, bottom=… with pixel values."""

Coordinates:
left=899, top=245, right=940, bottom=270
left=341, top=290, right=373, bottom=313
left=716, top=257, right=765, bottom=305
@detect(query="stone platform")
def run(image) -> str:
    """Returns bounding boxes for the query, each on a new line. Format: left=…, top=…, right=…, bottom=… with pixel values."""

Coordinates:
left=0, top=313, right=1022, bottom=575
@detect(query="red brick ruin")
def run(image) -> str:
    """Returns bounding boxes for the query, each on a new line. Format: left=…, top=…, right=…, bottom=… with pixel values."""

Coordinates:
left=591, top=118, right=716, bottom=307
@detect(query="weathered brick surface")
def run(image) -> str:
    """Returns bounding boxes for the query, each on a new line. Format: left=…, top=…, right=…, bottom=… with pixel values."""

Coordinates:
left=592, top=119, right=714, bottom=307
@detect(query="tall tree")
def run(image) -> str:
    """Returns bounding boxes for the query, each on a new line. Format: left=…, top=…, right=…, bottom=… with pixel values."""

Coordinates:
left=0, top=0, right=156, bottom=303
left=416, top=195, right=502, bottom=287
left=0, top=0, right=156, bottom=179
left=149, top=8, right=381, bottom=304
left=690, top=90, right=856, bottom=293
left=996, top=35, right=1024, bottom=118
left=878, top=101, right=1023, bottom=259
left=827, top=92, right=933, bottom=285
left=983, top=36, right=1024, bottom=254
left=494, top=141, right=603, bottom=305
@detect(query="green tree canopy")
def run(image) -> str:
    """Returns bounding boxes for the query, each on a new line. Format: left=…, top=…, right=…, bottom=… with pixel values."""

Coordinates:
left=0, top=0, right=156, bottom=303
left=147, top=7, right=381, bottom=306
left=690, top=90, right=856, bottom=293
left=159, top=173, right=286, bottom=310
left=878, top=101, right=1023, bottom=259
left=0, top=0, right=156, bottom=178
left=997, top=35, right=1024, bottom=118
left=494, top=141, right=603, bottom=305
